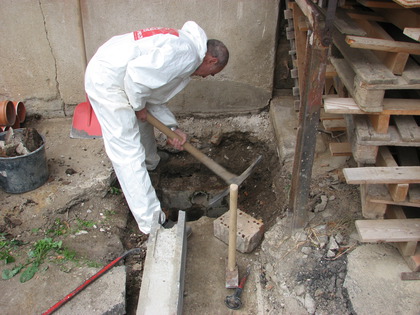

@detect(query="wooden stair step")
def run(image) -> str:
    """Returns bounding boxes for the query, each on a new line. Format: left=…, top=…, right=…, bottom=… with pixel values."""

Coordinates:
left=356, top=219, right=420, bottom=242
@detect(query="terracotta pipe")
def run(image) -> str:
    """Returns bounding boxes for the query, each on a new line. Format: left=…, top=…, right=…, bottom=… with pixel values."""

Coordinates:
left=0, top=100, right=16, bottom=126
left=13, top=101, right=26, bottom=123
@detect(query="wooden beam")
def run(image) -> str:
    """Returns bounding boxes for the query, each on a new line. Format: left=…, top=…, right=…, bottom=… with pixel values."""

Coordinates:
left=356, top=219, right=420, bottom=242
left=387, top=205, right=418, bottom=256
left=323, top=97, right=420, bottom=115
left=344, top=166, right=420, bottom=184
left=374, top=8, right=420, bottom=30
left=404, top=28, right=420, bottom=42
left=346, top=10, right=387, bottom=22
left=357, top=0, right=403, bottom=8
left=353, top=19, right=410, bottom=75
left=329, top=142, right=352, bottom=156
left=368, top=114, right=390, bottom=134
left=376, top=147, right=409, bottom=201
left=345, top=36, right=420, bottom=55
left=392, top=0, right=420, bottom=8
left=322, top=119, right=346, bottom=131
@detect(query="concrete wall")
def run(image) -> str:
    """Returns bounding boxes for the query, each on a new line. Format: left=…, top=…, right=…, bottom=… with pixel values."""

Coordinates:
left=0, top=0, right=279, bottom=118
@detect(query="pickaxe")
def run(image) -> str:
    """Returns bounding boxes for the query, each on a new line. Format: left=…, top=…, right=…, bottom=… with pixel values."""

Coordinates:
left=146, top=113, right=262, bottom=205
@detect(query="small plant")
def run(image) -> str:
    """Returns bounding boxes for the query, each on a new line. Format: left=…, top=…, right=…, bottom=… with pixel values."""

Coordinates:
left=105, top=209, right=116, bottom=216
left=76, top=219, right=96, bottom=229
left=0, top=234, right=24, bottom=265
left=46, top=218, right=69, bottom=236
left=109, top=186, right=122, bottom=195
left=2, top=237, right=63, bottom=283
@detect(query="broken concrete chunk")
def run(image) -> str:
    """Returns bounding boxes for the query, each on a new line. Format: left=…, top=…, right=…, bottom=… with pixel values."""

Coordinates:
left=210, top=129, right=223, bottom=146
left=328, top=236, right=339, bottom=251
left=314, top=195, right=328, bottom=212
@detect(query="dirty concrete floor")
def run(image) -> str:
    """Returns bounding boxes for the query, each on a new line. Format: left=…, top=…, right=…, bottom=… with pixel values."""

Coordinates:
left=1, top=95, right=420, bottom=314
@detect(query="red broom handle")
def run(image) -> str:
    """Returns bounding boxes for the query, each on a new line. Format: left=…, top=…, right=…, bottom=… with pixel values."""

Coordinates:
left=42, top=248, right=141, bottom=315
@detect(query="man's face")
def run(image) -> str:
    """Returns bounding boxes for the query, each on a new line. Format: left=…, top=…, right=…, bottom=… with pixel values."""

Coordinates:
left=192, top=53, right=224, bottom=78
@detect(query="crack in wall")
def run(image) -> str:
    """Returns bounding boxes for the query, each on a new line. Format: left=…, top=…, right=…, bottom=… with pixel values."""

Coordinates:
left=38, top=0, right=66, bottom=116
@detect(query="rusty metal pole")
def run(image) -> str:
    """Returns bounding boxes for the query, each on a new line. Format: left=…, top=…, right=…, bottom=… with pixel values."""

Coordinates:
left=289, top=0, right=336, bottom=230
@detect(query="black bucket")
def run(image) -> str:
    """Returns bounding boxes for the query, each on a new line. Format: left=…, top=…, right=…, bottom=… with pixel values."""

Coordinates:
left=0, top=129, right=49, bottom=193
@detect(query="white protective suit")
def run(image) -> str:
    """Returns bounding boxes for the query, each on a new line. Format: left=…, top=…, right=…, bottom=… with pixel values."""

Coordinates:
left=85, top=21, right=208, bottom=233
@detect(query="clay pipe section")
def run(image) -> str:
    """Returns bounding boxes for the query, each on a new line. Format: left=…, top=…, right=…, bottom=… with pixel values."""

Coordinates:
left=0, top=100, right=16, bottom=127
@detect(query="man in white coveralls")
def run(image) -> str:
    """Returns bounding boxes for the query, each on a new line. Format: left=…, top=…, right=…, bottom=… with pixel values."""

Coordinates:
left=85, top=21, right=229, bottom=234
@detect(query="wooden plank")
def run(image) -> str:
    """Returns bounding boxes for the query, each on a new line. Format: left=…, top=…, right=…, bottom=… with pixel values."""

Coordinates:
left=401, top=272, right=420, bottom=280
left=290, top=2, right=307, bottom=106
left=376, top=147, right=409, bottom=201
left=374, top=8, right=420, bottom=30
left=353, top=19, right=409, bottom=75
left=322, top=119, right=347, bottom=131
left=355, top=219, right=420, bottom=242
left=388, top=183, right=410, bottom=202
left=329, top=142, right=352, bottom=156
left=404, top=28, right=420, bottom=41
left=357, top=0, right=403, bottom=8
left=343, top=166, right=420, bottom=184
left=396, top=147, right=420, bottom=204
left=333, top=30, right=397, bottom=85
left=323, top=97, right=420, bottom=116
left=368, top=114, right=390, bottom=134
left=387, top=205, right=418, bottom=256
left=367, top=183, right=420, bottom=207
left=320, top=109, right=343, bottom=120
left=345, top=36, right=420, bottom=55
left=404, top=245, right=420, bottom=271
left=346, top=10, right=387, bottom=23
left=330, top=57, right=420, bottom=91
left=393, top=0, right=420, bottom=8
left=318, top=7, right=367, bottom=36
left=393, top=116, right=420, bottom=142
left=377, top=146, right=398, bottom=167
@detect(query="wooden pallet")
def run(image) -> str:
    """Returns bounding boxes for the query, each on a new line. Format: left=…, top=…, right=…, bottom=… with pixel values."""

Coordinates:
left=328, top=6, right=420, bottom=112
left=344, top=114, right=420, bottom=164
left=343, top=145, right=420, bottom=216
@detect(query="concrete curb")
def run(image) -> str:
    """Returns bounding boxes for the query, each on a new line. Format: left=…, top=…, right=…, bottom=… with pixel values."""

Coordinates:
left=137, top=211, right=187, bottom=315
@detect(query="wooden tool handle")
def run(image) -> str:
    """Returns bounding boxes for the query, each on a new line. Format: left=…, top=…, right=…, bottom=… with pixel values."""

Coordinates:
left=228, top=184, right=238, bottom=271
left=146, top=113, right=237, bottom=183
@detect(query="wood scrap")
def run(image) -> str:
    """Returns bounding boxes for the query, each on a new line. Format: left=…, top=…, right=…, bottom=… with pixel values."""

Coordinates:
left=400, top=272, right=420, bottom=280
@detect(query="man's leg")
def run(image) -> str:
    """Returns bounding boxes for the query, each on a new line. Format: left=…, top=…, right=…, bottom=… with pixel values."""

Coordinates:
left=138, top=119, right=160, bottom=171
left=87, top=95, right=165, bottom=234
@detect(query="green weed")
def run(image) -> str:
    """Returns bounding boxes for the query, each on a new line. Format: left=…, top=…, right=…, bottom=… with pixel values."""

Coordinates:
left=0, top=234, right=24, bottom=265
left=76, top=219, right=96, bottom=229
left=2, top=237, right=64, bottom=283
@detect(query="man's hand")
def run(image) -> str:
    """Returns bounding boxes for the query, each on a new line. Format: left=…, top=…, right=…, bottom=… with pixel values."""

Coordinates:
left=168, top=128, right=187, bottom=151
left=135, top=108, right=148, bottom=121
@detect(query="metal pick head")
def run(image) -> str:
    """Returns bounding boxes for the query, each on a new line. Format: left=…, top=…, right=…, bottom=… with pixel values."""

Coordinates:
left=208, top=155, right=262, bottom=206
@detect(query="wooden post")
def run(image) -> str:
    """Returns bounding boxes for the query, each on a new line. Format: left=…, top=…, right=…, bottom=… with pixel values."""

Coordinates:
left=289, top=0, right=335, bottom=229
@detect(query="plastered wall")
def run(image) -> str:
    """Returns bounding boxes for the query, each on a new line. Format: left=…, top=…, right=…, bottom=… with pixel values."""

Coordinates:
left=0, top=0, right=280, bottom=118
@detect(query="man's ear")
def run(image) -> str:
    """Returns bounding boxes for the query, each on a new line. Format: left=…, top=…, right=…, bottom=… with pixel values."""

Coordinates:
left=206, top=55, right=218, bottom=65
